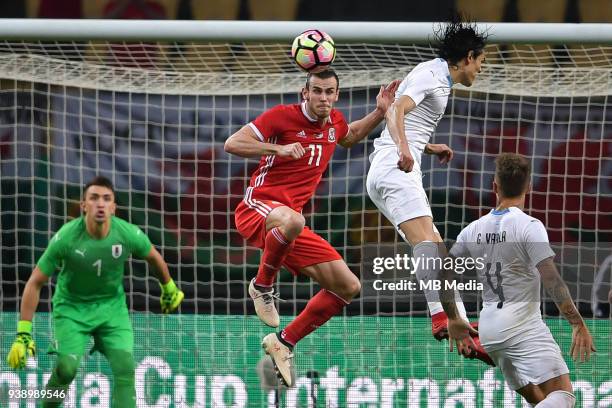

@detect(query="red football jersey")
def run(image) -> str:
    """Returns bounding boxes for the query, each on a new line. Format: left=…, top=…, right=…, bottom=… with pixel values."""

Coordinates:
left=244, top=102, right=350, bottom=212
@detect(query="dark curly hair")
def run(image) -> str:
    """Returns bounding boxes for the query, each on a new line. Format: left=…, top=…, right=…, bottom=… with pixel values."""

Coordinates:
left=433, top=17, right=488, bottom=66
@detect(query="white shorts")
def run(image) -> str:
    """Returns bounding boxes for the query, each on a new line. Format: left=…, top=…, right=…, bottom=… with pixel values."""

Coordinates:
left=367, top=148, right=434, bottom=237
left=485, top=324, right=569, bottom=391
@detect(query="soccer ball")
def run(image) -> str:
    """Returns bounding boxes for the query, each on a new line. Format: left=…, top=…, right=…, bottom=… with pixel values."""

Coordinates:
left=291, top=30, right=336, bottom=73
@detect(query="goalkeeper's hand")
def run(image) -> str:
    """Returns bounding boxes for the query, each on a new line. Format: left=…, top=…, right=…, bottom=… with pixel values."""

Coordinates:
left=160, top=279, right=184, bottom=314
left=7, top=320, right=36, bottom=369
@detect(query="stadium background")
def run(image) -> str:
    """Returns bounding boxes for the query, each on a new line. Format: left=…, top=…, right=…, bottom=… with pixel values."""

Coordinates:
left=0, top=1, right=610, bottom=407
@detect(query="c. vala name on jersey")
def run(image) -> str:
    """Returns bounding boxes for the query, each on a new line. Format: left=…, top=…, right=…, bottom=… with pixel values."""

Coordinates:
left=477, top=231, right=507, bottom=244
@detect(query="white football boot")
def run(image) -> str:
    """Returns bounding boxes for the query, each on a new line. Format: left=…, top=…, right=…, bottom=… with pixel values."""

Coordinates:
left=249, top=278, right=280, bottom=327
left=262, top=333, right=295, bottom=387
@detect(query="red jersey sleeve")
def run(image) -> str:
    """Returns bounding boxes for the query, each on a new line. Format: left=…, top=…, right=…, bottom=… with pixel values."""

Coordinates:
left=334, top=110, right=350, bottom=141
left=248, top=105, right=286, bottom=141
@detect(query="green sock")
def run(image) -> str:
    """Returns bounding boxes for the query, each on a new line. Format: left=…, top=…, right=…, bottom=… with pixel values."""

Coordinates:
left=42, top=354, right=80, bottom=408
left=106, top=349, right=136, bottom=408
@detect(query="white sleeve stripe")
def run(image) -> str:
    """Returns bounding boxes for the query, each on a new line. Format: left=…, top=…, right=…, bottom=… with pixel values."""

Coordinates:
left=248, top=122, right=265, bottom=141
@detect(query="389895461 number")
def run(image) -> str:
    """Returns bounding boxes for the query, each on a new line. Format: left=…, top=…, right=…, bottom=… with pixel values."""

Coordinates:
left=8, top=388, right=67, bottom=400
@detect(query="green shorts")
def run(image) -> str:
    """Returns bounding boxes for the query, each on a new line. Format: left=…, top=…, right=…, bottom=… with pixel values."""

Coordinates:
left=49, top=296, right=133, bottom=357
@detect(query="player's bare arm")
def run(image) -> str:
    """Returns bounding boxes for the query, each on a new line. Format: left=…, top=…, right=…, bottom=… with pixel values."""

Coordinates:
left=339, top=80, right=400, bottom=148
left=385, top=95, right=416, bottom=172
left=224, top=125, right=305, bottom=159
left=439, top=264, right=460, bottom=319
left=440, top=265, right=478, bottom=356
left=424, top=143, right=454, bottom=164
left=537, top=256, right=596, bottom=362
left=19, top=267, right=49, bottom=322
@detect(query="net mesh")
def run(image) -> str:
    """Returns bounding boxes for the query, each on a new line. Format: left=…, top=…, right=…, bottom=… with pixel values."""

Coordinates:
left=0, top=42, right=610, bottom=95
left=0, top=38, right=610, bottom=407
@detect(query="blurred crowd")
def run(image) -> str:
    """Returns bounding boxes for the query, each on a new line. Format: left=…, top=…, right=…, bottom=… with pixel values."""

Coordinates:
left=0, top=0, right=609, bottom=22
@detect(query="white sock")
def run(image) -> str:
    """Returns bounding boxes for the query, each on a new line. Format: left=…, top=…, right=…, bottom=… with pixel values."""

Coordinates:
left=534, top=391, right=576, bottom=408
left=413, top=241, right=441, bottom=307
left=413, top=241, right=468, bottom=321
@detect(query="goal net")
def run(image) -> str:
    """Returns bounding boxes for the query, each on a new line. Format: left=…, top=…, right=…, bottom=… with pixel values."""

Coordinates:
left=0, top=23, right=610, bottom=407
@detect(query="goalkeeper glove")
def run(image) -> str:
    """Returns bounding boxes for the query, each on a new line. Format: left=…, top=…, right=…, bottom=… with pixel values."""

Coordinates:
left=160, top=279, right=184, bottom=314
left=7, top=320, right=36, bottom=369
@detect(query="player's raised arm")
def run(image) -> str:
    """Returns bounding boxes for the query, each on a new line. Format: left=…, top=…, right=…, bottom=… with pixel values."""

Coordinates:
left=339, top=79, right=400, bottom=148
left=144, top=246, right=184, bottom=314
left=6, top=267, right=48, bottom=369
left=224, top=124, right=305, bottom=159
left=537, top=257, right=596, bottom=362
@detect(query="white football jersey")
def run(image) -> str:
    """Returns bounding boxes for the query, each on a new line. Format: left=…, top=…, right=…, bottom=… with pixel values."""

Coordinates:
left=449, top=207, right=556, bottom=350
left=371, top=58, right=452, bottom=169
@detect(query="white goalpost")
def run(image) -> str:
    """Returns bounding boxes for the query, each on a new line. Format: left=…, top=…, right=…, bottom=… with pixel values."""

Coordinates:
left=0, top=19, right=610, bottom=407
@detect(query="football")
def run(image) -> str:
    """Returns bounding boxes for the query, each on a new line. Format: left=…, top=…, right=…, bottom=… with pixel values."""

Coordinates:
left=291, top=30, right=336, bottom=73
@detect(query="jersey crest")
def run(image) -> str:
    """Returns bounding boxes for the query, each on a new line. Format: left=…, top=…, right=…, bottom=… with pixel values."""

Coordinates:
left=328, top=127, right=336, bottom=142
left=112, top=244, right=123, bottom=259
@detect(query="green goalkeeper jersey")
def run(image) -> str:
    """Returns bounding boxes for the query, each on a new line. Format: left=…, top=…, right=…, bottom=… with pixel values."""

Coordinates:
left=37, top=216, right=152, bottom=303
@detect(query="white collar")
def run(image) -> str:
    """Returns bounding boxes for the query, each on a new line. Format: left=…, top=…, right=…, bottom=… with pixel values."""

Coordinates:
left=301, top=101, right=330, bottom=124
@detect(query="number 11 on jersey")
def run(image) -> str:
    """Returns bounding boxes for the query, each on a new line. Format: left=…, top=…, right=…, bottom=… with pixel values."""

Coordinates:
left=307, top=144, right=322, bottom=166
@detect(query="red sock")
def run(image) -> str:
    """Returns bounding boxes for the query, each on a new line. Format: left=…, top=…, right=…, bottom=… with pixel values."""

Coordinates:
left=281, top=289, right=348, bottom=346
left=254, top=227, right=294, bottom=287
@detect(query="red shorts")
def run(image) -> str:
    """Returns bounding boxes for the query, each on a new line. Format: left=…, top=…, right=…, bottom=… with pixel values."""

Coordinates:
left=234, top=199, right=342, bottom=275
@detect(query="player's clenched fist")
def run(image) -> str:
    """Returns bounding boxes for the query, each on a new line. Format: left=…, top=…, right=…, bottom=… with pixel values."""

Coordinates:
left=397, top=146, right=414, bottom=173
left=7, top=320, right=36, bottom=369
left=277, top=142, right=305, bottom=159
left=160, top=279, right=184, bottom=314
